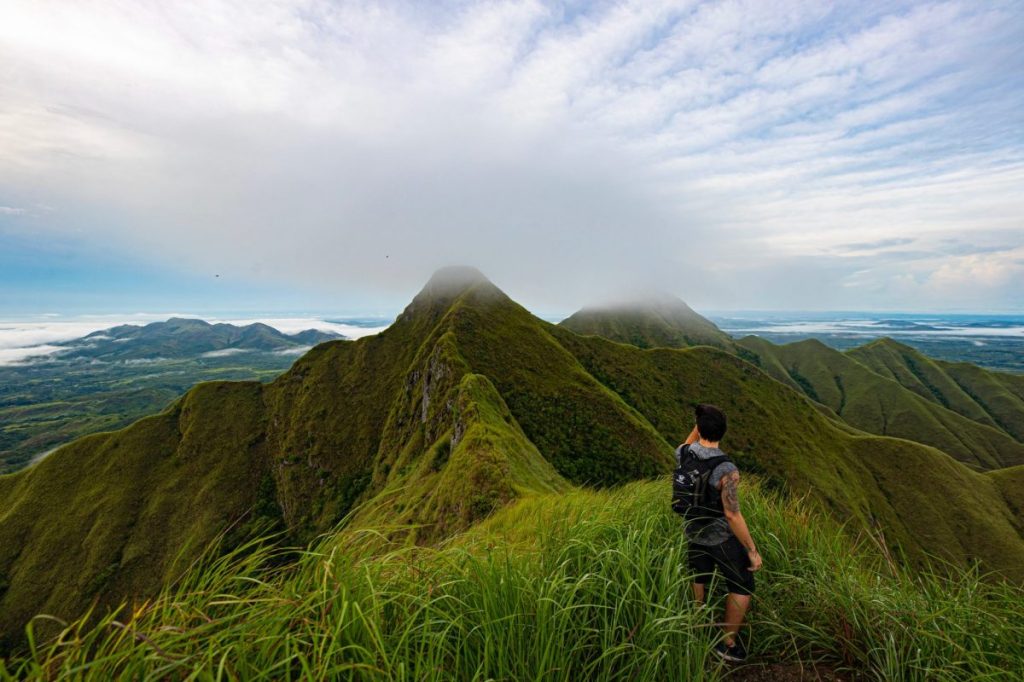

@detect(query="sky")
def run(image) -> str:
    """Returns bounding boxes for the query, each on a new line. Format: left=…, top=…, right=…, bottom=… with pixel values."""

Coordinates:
left=1, top=0, right=1023, bottom=316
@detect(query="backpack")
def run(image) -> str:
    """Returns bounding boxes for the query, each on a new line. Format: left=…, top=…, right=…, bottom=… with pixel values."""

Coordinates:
left=671, top=445, right=731, bottom=523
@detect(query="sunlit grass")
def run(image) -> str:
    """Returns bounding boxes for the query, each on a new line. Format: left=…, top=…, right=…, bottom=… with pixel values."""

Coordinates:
left=3, top=478, right=1022, bottom=681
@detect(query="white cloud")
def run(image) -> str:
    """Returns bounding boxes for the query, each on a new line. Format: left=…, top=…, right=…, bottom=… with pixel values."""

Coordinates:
left=720, top=319, right=1024, bottom=338
left=0, top=344, right=65, bottom=365
left=1, top=1, right=1022, bottom=311
left=200, top=348, right=252, bottom=358
left=925, top=248, right=1024, bottom=301
left=0, top=318, right=154, bottom=365
left=0, top=315, right=390, bottom=366
left=273, top=346, right=313, bottom=356
left=0, top=321, right=138, bottom=350
left=208, top=316, right=391, bottom=339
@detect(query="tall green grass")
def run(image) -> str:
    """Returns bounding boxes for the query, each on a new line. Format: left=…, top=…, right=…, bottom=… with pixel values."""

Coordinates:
left=3, top=479, right=1022, bottom=681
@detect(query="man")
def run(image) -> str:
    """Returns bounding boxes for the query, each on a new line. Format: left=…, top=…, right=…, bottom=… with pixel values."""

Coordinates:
left=677, top=404, right=762, bottom=663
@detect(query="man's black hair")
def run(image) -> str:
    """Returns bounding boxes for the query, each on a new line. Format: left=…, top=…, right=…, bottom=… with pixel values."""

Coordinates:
left=695, top=404, right=727, bottom=442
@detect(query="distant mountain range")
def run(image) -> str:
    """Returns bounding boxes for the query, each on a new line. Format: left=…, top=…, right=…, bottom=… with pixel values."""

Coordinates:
left=0, top=319, right=345, bottom=474
left=2, top=267, right=1023, bottom=649
left=53, top=317, right=343, bottom=361
left=736, top=336, right=1024, bottom=470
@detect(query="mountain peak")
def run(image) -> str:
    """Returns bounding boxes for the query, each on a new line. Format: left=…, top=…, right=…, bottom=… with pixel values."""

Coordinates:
left=871, top=337, right=914, bottom=351
left=392, top=267, right=508, bottom=327
left=165, top=317, right=211, bottom=327
left=421, top=266, right=493, bottom=295
left=559, top=293, right=734, bottom=351
left=406, top=266, right=503, bottom=308
left=579, top=291, right=697, bottom=314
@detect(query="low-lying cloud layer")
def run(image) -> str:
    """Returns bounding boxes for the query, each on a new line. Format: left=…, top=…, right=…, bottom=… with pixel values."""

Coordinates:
left=0, top=316, right=391, bottom=365
left=1, top=1, right=1022, bottom=311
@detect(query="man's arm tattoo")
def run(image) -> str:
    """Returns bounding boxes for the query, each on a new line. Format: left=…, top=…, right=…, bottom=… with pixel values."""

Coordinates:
left=722, top=472, right=740, bottom=514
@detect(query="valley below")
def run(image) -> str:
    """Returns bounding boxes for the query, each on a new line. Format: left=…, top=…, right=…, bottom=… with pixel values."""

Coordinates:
left=0, top=354, right=296, bottom=473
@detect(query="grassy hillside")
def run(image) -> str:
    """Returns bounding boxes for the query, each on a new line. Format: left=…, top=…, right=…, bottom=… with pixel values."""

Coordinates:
left=2, top=267, right=1023, bottom=649
left=3, top=480, right=1022, bottom=681
left=557, top=302, right=1024, bottom=469
left=550, top=328, right=1024, bottom=577
left=849, top=338, right=1024, bottom=443
left=433, top=282, right=674, bottom=485
left=352, top=372, right=570, bottom=543
left=559, top=295, right=737, bottom=352
left=737, top=336, right=1024, bottom=471
left=0, top=268, right=669, bottom=643
left=0, top=381, right=280, bottom=651
left=988, top=465, right=1024, bottom=523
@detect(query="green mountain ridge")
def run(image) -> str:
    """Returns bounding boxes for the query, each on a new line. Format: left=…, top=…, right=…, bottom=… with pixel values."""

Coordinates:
left=549, top=326, right=1024, bottom=564
left=54, top=317, right=342, bottom=361
left=737, top=336, right=1024, bottom=471
left=554, top=295, right=1024, bottom=471
left=2, top=268, right=1023, bottom=648
left=848, top=338, right=1024, bottom=443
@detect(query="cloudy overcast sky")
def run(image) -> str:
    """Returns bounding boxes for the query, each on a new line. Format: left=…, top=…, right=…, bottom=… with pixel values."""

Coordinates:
left=1, top=0, right=1022, bottom=315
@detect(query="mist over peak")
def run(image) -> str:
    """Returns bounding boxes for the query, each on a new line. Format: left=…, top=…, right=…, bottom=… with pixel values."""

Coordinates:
left=419, top=266, right=494, bottom=296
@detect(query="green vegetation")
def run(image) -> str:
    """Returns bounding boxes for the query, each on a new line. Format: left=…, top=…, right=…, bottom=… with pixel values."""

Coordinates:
left=849, top=338, right=1024, bottom=443
left=559, top=300, right=1024, bottom=471
left=733, top=329, right=1024, bottom=374
left=3, top=480, right=1022, bottom=681
left=736, top=336, right=1024, bottom=470
left=0, top=381, right=280, bottom=650
left=559, top=295, right=737, bottom=352
left=351, top=372, right=569, bottom=543
left=2, top=267, right=1023, bottom=655
left=0, top=313, right=344, bottom=474
left=0, top=355, right=294, bottom=473
left=550, top=328, right=1024, bottom=577
left=437, top=284, right=673, bottom=485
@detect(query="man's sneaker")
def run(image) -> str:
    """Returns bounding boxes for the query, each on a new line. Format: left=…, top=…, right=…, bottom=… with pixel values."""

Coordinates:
left=713, top=640, right=748, bottom=663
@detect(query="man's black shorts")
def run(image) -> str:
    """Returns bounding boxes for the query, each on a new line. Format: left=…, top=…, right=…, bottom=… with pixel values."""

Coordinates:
left=688, top=536, right=755, bottom=596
